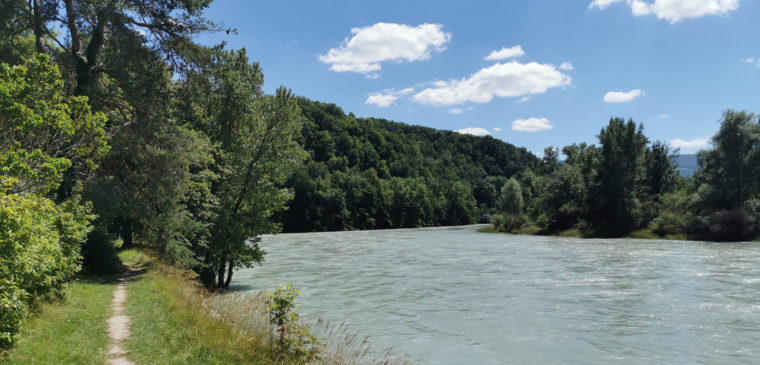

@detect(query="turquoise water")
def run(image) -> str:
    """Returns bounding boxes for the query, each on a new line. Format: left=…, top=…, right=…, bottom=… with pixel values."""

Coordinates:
left=232, top=225, right=760, bottom=364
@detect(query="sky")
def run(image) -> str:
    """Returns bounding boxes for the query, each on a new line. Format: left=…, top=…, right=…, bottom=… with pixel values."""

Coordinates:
left=198, top=0, right=760, bottom=155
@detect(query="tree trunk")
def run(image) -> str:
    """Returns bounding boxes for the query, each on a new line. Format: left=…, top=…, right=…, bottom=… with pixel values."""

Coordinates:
left=223, top=259, right=234, bottom=288
left=32, top=0, right=45, bottom=53
left=121, top=218, right=133, bottom=249
left=216, top=256, right=226, bottom=289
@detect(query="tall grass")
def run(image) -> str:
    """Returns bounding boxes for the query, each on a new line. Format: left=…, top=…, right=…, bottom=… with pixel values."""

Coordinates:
left=127, top=263, right=411, bottom=364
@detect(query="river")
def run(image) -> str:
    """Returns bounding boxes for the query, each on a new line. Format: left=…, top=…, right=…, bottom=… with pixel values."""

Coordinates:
left=231, top=225, right=760, bottom=364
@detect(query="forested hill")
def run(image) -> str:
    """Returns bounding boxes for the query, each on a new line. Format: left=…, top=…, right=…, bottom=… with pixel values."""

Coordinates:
left=278, top=98, right=539, bottom=232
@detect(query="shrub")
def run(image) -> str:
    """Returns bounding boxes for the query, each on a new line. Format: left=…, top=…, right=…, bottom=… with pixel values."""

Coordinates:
left=0, top=191, right=92, bottom=347
left=697, top=209, right=758, bottom=242
left=266, top=283, right=323, bottom=360
left=490, top=213, right=525, bottom=233
left=650, top=211, right=688, bottom=237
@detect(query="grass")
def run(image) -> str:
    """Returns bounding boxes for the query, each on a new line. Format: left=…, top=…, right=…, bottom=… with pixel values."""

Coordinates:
left=126, top=263, right=410, bottom=365
left=628, top=229, right=687, bottom=241
left=477, top=225, right=498, bottom=233
left=118, top=247, right=155, bottom=268
left=0, top=276, right=116, bottom=364
left=125, top=264, right=291, bottom=365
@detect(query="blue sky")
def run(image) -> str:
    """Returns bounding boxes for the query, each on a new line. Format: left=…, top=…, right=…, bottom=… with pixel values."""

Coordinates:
left=199, top=0, right=760, bottom=155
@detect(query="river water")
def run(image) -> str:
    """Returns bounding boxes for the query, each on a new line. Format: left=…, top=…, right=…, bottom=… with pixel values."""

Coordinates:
left=231, top=225, right=760, bottom=364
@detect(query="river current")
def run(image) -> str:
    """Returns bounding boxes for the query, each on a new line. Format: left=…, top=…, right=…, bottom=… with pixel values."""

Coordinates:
left=232, top=225, right=760, bottom=364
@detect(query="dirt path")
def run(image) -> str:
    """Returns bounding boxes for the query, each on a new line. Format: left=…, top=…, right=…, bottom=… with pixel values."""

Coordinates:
left=106, top=268, right=142, bottom=365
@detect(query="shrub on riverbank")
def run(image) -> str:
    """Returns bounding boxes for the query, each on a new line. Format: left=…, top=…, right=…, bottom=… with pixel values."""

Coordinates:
left=127, top=263, right=409, bottom=364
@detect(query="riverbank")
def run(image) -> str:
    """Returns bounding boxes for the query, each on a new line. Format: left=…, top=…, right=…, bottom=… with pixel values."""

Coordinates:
left=478, top=224, right=714, bottom=242
left=1, top=248, right=408, bottom=364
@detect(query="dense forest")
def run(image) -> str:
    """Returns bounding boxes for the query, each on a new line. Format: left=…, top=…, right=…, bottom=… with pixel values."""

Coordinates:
left=279, top=98, right=537, bottom=232
left=490, top=113, right=760, bottom=242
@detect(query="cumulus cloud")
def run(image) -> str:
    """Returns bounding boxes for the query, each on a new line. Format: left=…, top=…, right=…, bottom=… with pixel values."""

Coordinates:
left=670, top=137, right=709, bottom=149
left=512, top=117, right=553, bottom=132
left=485, top=46, right=525, bottom=61
left=603, top=89, right=643, bottom=103
left=493, top=127, right=503, bottom=132
left=590, top=0, right=740, bottom=23
left=448, top=108, right=464, bottom=115
left=319, top=23, right=451, bottom=75
left=457, top=127, right=490, bottom=136
left=559, top=62, right=574, bottom=71
left=365, top=87, right=415, bottom=107
left=412, top=61, right=571, bottom=106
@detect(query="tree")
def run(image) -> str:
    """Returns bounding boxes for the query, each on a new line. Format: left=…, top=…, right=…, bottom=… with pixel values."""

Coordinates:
left=177, top=47, right=305, bottom=289
left=642, top=141, right=679, bottom=199
left=695, top=110, right=760, bottom=210
left=0, top=55, right=103, bottom=346
left=499, top=178, right=524, bottom=216
left=591, top=118, right=648, bottom=236
left=691, top=110, right=760, bottom=241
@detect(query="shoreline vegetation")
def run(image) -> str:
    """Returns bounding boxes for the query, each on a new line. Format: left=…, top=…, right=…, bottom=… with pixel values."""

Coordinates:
left=484, top=114, right=760, bottom=243
left=0, top=0, right=758, bottom=362
left=3, top=248, right=410, bottom=364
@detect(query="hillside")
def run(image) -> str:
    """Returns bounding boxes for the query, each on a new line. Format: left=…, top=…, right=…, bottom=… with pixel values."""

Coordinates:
left=277, top=98, right=539, bottom=232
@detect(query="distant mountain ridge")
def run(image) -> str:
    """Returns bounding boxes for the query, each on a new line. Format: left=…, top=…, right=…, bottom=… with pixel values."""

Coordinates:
left=675, top=154, right=698, bottom=177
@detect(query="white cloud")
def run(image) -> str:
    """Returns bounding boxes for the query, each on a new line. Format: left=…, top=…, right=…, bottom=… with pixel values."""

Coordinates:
left=319, top=23, right=451, bottom=75
left=652, top=113, right=671, bottom=119
left=559, top=62, right=574, bottom=71
left=485, top=46, right=525, bottom=61
left=512, top=117, right=553, bottom=132
left=448, top=108, right=464, bottom=115
left=603, top=89, right=643, bottom=103
left=518, top=96, right=532, bottom=103
left=365, top=87, right=415, bottom=107
left=493, top=127, right=503, bottom=132
left=589, top=0, right=625, bottom=9
left=590, top=0, right=740, bottom=23
left=741, top=57, right=760, bottom=67
left=670, top=137, right=709, bottom=149
left=366, top=93, right=398, bottom=107
left=456, top=127, right=491, bottom=136
left=412, top=61, right=571, bottom=106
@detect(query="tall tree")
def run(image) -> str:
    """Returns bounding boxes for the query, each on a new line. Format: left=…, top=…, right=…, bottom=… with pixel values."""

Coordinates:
left=696, top=110, right=760, bottom=210
left=177, top=47, right=305, bottom=289
left=591, top=118, right=648, bottom=236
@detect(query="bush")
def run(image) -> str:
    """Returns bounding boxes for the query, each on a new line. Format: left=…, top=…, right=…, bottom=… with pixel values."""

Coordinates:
left=650, top=211, right=688, bottom=237
left=696, top=209, right=758, bottom=242
left=490, top=213, right=525, bottom=233
left=0, top=191, right=91, bottom=347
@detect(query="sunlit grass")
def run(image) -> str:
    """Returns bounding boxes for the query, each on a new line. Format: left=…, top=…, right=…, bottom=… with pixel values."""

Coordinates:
left=118, top=247, right=155, bottom=268
left=0, top=277, right=116, bottom=364
left=126, top=263, right=410, bottom=365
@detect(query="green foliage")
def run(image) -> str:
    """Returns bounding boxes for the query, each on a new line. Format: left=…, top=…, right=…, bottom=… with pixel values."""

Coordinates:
left=0, top=56, right=102, bottom=347
left=1, top=277, right=115, bottom=364
left=490, top=213, right=525, bottom=233
left=694, top=110, right=760, bottom=210
left=280, top=98, right=538, bottom=232
left=0, top=55, right=108, bottom=194
left=591, top=118, right=648, bottom=236
left=266, top=283, right=323, bottom=361
left=177, top=47, right=306, bottom=289
left=498, top=177, right=524, bottom=215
